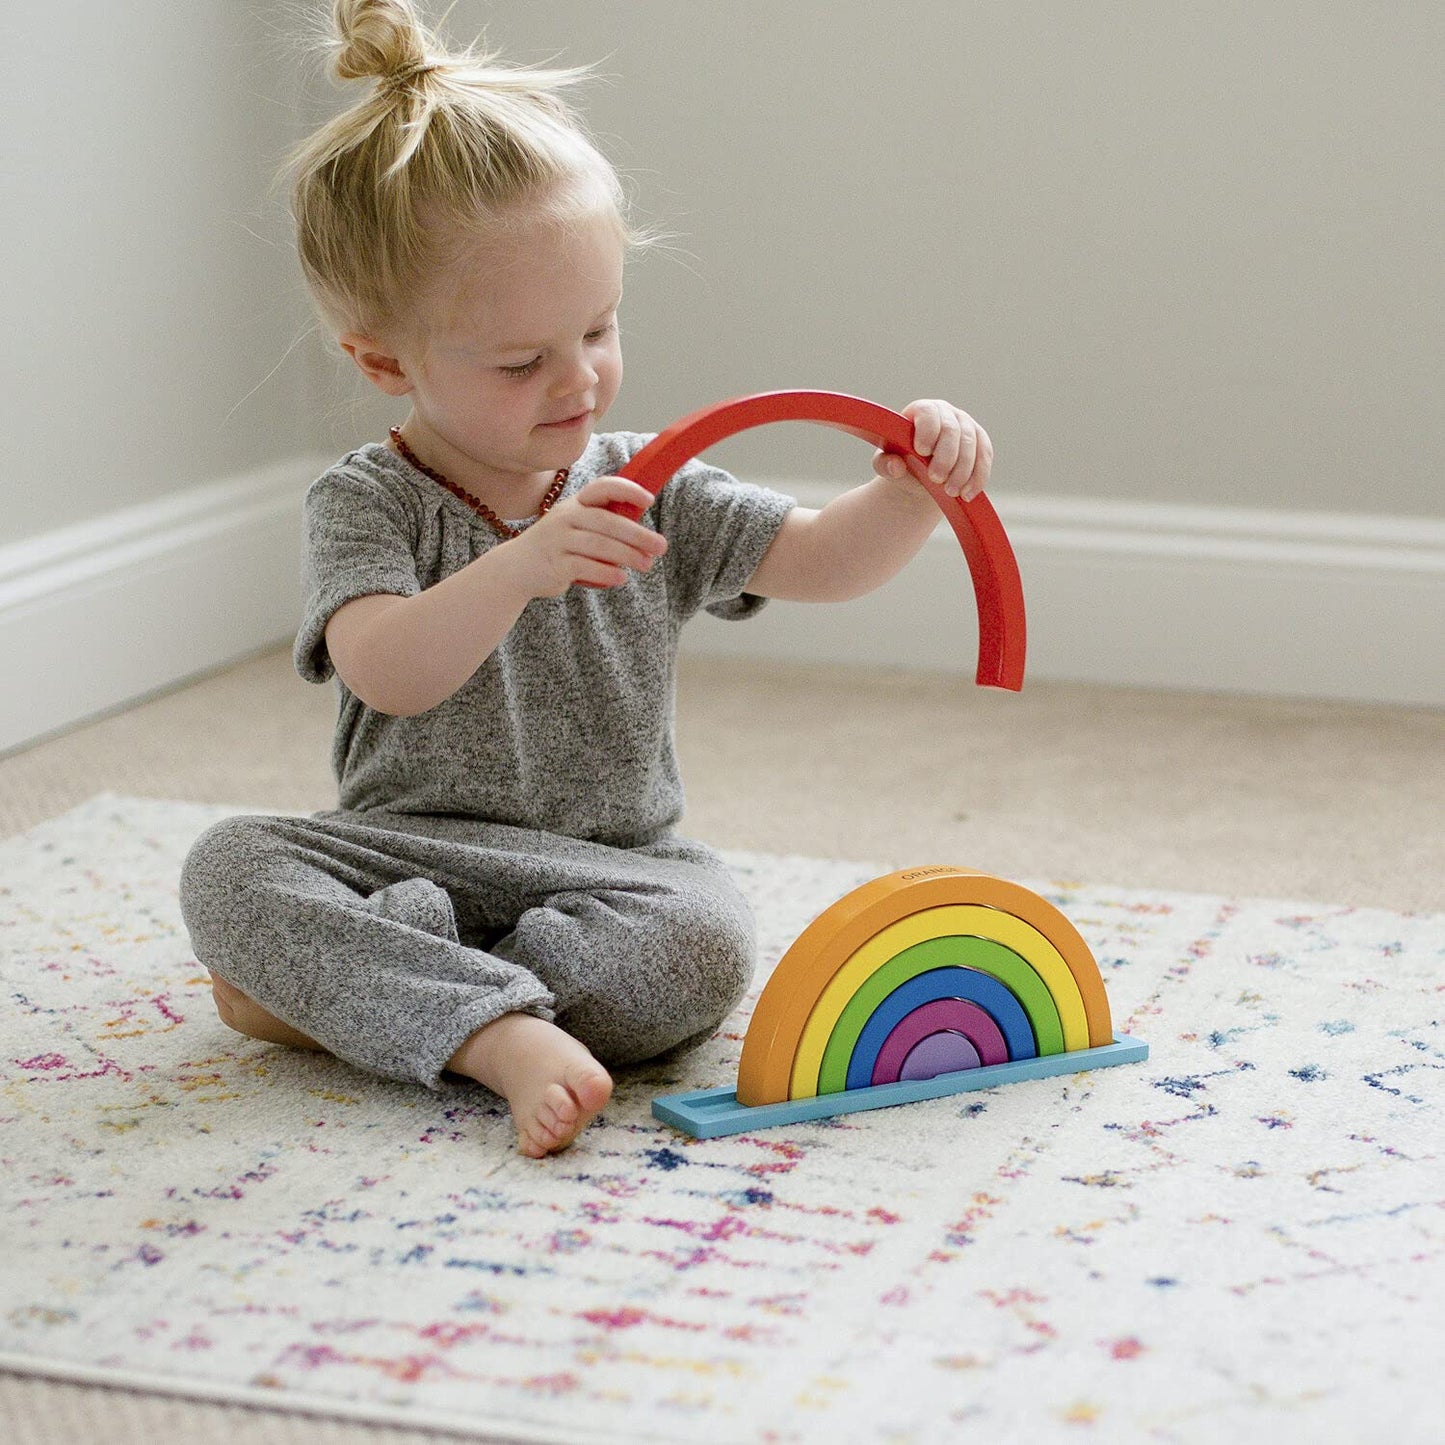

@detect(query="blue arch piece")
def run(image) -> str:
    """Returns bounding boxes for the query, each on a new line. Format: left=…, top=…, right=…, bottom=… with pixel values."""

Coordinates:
left=844, top=967, right=1037, bottom=1091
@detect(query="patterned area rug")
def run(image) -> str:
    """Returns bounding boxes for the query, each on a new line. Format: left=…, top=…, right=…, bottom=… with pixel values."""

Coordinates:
left=1, top=796, right=1440, bottom=1444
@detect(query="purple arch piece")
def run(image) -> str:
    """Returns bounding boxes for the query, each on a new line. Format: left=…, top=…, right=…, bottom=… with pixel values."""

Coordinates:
left=899, top=1032, right=981, bottom=1081
left=871, top=999, right=1009, bottom=1086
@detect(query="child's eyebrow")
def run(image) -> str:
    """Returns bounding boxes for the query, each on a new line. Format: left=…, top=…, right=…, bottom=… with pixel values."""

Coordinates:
left=494, top=296, right=623, bottom=353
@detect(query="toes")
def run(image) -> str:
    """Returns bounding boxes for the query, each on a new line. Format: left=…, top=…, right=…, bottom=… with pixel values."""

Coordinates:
left=546, top=1081, right=584, bottom=1123
left=568, top=1065, right=614, bottom=1115
left=515, top=1081, right=600, bottom=1157
left=502, top=1046, right=614, bottom=1159
left=516, top=1132, right=548, bottom=1159
left=515, top=1121, right=567, bottom=1158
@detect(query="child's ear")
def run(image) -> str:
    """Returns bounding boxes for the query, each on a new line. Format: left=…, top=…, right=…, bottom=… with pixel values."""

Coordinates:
left=338, top=333, right=415, bottom=397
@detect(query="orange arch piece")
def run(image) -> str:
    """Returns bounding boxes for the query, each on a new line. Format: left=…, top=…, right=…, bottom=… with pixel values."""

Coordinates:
left=736, top=866, right=1113, bottom=1108
left=614, top=390, right=1026, bottom=690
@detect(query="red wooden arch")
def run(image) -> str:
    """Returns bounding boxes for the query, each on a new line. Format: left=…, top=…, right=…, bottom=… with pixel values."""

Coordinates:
left=614, top=390, right=1026, bottom=690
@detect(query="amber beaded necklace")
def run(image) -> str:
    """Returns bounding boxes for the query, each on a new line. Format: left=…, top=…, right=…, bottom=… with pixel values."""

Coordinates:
left=389, top=426, right=568, bottom=540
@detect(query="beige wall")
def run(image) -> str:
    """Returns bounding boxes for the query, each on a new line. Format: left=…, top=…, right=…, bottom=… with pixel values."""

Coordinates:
left=6, top=2, right=1441, bottom=554
left=326, top=1, right=1445, bottom=519
left=2, top=2, right=313, bottom=547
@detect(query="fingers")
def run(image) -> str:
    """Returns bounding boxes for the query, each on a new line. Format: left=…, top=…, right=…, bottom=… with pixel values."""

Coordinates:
left=910, top=400, right=970, bottom=489
left=576, top=475, right=658, bottom=514
left=567, top=526, right=664, bottom=578
left=551, top=528, right=660, bottom=591
left=526, top=476, right=668, bottom=592
left=873, top=450, right=910, bottom=482
left=573, top=483, right=668, bottom=564
left=970, top=426, right=994, bottom=500
left=904, top=400, right=992, bottom=501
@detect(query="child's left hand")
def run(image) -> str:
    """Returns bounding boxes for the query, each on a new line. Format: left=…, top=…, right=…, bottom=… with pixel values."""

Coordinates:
left=873, top=399, right=993, bottom=502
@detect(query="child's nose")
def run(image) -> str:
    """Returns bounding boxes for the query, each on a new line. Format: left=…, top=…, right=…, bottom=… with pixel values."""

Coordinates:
left=552, top=350, right=598, bottom=396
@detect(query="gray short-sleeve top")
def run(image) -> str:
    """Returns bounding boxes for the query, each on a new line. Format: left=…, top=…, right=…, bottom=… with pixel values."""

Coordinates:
left=294, top=432, right=796, bottom=845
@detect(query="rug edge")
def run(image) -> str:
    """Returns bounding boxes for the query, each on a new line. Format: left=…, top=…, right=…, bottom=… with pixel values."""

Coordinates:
left=0, top=1352, right=700, bottom=1445
left=12, top=793, right=1442, bottom=923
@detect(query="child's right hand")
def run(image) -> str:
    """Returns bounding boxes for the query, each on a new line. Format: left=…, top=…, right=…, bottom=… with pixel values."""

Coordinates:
left=506, top=476, right=668, bottom=598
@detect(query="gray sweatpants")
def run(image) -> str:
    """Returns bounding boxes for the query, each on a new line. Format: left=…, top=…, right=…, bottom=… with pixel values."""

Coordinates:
left=178, top=810, right=757, bottom=1088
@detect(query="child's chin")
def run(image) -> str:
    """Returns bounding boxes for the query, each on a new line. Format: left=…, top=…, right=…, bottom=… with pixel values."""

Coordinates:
left=542, top=423, right=595, bottom=463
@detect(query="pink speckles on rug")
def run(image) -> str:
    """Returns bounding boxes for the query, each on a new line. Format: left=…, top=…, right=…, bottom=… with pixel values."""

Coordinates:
left=1, top=795, right=1442, bottom=1444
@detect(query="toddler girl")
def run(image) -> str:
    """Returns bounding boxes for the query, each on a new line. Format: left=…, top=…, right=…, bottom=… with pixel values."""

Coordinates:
left=180, top=0, right=992, bottom=1158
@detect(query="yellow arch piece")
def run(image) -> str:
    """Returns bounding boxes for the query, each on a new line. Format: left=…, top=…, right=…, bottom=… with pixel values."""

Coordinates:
left=788, top=905, right=1091, bottom=1098
left=737, top=866, right=1113, bottom=1108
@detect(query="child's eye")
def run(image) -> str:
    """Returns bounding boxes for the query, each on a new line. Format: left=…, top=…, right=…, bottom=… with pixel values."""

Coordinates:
left=499, top=324, right=613, bottom=379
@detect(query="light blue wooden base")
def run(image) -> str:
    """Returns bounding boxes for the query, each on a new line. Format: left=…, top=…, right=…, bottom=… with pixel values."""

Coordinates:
left=652, top=1035, right=1149, bottom=1139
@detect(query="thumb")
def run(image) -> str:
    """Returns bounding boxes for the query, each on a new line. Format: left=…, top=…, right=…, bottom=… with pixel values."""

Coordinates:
left=873, top=449, right=911, bottom=481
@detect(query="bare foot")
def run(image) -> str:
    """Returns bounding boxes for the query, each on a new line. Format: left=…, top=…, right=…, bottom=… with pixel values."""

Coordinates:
left=209, top=971, right=326, bottom=1051
left=447, top=1013, right=613, bottom=1158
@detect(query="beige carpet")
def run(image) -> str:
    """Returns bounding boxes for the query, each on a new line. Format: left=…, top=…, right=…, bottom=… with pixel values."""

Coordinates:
left=2, top=647, right=1441, bottom=1444
left=4, top=646, right=1441, bottom=911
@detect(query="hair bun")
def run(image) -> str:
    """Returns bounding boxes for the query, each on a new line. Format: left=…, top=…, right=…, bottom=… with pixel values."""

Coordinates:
left=331, top=0, right=436, bottom=85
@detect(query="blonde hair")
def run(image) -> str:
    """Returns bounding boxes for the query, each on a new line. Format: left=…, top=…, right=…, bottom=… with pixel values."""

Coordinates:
left=288, top=0, right=632, bottom=338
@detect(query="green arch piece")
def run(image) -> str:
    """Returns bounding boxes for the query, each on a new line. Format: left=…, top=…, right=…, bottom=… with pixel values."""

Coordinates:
left=817, top=934, right=1066, bottom=1095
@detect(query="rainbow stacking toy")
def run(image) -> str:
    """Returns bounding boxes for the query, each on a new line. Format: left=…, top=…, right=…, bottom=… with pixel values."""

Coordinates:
left=624, top=391, right=1144, bottom=1136
left=654, top=865, right=1147, bottom=1138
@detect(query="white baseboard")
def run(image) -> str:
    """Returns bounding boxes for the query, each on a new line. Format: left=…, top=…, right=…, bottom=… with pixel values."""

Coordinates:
left=3, top=468, right=1441, bottom=756
left=682, top=483, right=1445, bottom=708
left=0, top=457, right=329, bottom=755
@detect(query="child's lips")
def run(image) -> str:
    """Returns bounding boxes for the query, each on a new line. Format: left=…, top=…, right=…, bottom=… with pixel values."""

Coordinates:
left=538, top=410, right=591, bottom=430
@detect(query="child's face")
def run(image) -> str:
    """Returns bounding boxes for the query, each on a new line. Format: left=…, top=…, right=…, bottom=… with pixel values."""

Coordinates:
left=382, top=203, right=626, bottom=491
